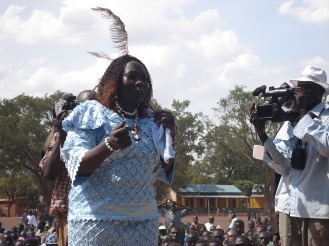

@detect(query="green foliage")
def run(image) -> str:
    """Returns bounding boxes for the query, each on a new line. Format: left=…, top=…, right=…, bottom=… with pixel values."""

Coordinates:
left=0, top=92, right=64, bottom=209
left=170, top=100, right=205, bottom=190
left=0, top=170, right=39, bottom=216
left=234, top=180, right=254, bottom=197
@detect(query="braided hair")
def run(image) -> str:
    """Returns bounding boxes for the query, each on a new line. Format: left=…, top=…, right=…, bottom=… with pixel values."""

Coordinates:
left=96, top=54, right=153, bottom=116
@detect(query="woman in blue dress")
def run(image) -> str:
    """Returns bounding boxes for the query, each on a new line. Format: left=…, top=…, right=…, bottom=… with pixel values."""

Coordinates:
left=61, top=54, right=175, bottom=245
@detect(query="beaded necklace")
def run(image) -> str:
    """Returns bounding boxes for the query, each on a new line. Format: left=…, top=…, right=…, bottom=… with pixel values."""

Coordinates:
left=114, top=99, right=140, bottom=140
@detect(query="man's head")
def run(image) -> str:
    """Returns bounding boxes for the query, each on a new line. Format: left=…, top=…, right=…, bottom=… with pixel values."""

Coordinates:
left=159, top=225, right=167, bottom=236
left=231, top=213, right=236, bottom=219
left=257, top=231, right=270, bottom=246
left=193, top=215, right=198, bottom=223
left=234, top=219, right=245, bottom=235
left=186, top=230, right=199, bottom=246
left=166, top=199, right=176, bottom=211
left=188, top=225, right=196, bottom=232
left=207, top=238, right=222, bottom=246
left=211, top=229, right=224, bottom=240
left=234, top=235, right=251, bottom=246
left=290, top=65, right=328, bottom=111
left=196, top=224, right=206, bottom=236
left=208, top=215, right=215, bottom=223
left=168, top=226, right=180, bottom=242
left=76, top=90, right=96, bottom=103
left=248, top=220, right=255, bottom=230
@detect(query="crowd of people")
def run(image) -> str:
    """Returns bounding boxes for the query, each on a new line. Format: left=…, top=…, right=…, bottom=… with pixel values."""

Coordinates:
left=0, top=214, right=58, bottom=246
left=157, top=214, right=273, bottom=246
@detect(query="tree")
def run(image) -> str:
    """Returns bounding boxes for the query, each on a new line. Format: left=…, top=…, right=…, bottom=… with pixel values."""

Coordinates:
left=234, top=180, right=254, bottom=197
left=170, top=100, right=205, bottom=191
left=0, top=92, right=64, bottom=210
left=0, top=170, right=38, bottom=217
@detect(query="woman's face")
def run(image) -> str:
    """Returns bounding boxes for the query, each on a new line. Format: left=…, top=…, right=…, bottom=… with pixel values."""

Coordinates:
left=117, top=60, right=150, bottom=109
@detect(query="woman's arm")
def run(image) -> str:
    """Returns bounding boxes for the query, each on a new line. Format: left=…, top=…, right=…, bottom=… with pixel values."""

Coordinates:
left=77, top=121, right=133, bottom=176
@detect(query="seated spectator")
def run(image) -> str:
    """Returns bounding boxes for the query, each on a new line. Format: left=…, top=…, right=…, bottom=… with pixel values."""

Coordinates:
left=211, top=228, right=224, bottom=241
left=0, top=222, right=5, bottom=234
left=206, top=238, right=222, bottom=246
left=185, top=230, right=199, bottom=246
left=158, top=225, right=167, bottom=245
left=234, top=235, right=251, bottom=246
left=195, top=239, right=207, bottom=246
left=191, top=216, right=199, bottom=229
left=23, top=236, right=39, bottom=246
left=167, top=226, right=180, bottom=243
left=0, top=236, right=9, bottom=246
left=209, top=226, right=216, bottom=232
left=255, top=216, right=263, bottom=227
left=248, top=220, right=255, bottom=230
left=226, top=213, right=238, bottom=233
left=15, top=240, right=24, bottom=246
left=2, top=231, right=14, bottom=246
left=226, top=219, right=245, bottom=239
left=257, top=231, right=270, bottom=246
left=45, top=233, right=57, bottom=246
left=205, top=216, right=218, bottom=232
left=253, top=225, right=265, bottom=240
left=196, top=224, right=207, bottom=237
left=161, top=237, right=175, bottom=246
left=224, top=234, right=237, bottom=246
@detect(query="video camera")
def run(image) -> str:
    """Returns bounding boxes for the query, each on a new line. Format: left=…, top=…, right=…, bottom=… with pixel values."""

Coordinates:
left=250, top=82, right=300, bottom=123
left=54, top=93, right=79, bottom=117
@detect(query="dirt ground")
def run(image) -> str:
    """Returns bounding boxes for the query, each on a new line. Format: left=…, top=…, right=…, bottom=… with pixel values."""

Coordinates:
left=1, top=213, right=257, bottom=231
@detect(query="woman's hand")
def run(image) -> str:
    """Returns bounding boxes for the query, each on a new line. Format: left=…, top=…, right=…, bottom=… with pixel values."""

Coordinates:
left=153, top=110, right=176, bottom=140
left=106, top=120, right=133, bottom=151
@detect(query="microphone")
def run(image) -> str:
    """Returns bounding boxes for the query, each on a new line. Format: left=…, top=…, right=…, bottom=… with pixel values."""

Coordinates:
left=252, top=85, right=266, bottom=96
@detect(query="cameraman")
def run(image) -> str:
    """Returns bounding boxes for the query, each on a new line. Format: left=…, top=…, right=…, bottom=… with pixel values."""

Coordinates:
left=251, top=65, right=329, bottom=246
left=39, top=90, right=96, bottom=246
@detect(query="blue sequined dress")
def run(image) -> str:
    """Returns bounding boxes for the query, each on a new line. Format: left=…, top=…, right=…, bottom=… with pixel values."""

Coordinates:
left=61, top=100, right=174, bottom=245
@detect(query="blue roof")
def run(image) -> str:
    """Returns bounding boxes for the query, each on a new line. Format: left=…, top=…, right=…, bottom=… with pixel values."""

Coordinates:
left=178, top=184, right=243, bottom=194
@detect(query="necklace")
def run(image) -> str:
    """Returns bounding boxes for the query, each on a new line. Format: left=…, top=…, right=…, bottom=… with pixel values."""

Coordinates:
left=114, top=100, right=140, bottom=140
left=115, top=100, right=138, bottom=116
left=130, top=113, right=140, bottom=140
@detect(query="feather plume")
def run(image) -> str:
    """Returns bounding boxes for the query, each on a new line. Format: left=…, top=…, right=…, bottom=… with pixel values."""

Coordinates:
left=87, top=51, right=113, bottom=61
left=92, top=7, right=129, bottom=55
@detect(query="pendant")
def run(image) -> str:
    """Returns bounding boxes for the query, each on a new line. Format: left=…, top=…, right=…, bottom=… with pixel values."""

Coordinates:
left=132, top=128, right=141, bottom=140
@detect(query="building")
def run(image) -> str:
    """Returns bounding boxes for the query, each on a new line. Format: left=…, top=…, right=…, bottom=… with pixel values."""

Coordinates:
left=249, top=184, right=265, bottom=209
left=174, top=184, right=248, bottom=213
left=0, top=197, right=30, bottom=217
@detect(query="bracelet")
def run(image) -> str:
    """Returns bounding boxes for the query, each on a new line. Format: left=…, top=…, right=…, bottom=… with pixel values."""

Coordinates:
left=104, top=137, right=119, bottom=152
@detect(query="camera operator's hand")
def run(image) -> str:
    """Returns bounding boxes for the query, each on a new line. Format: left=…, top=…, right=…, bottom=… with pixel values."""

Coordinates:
left=250, top=103, right=268, bottom=143
left=250, top=103, right=265, bottom=133
left=52, top=108, right=70, bottom=146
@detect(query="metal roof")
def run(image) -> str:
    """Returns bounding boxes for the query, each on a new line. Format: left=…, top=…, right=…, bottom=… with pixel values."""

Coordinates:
left=179, top=195, right=248, bottom=198
left=250, top=194, right=264, bottom=198
left=178, top=184, right=243, bottom=194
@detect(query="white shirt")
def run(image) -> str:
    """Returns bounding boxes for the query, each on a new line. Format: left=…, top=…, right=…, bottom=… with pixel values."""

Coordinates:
left=205, top=222, right=217, bottom=231
left=263, top=103, right=329, bottom=219
left=27, top=214, right=38, bottom=227
left=229, top=217, right=238, bottom=230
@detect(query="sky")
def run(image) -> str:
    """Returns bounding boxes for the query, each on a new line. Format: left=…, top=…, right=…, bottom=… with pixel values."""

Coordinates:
left=0, top=0, right=328, bottom=116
